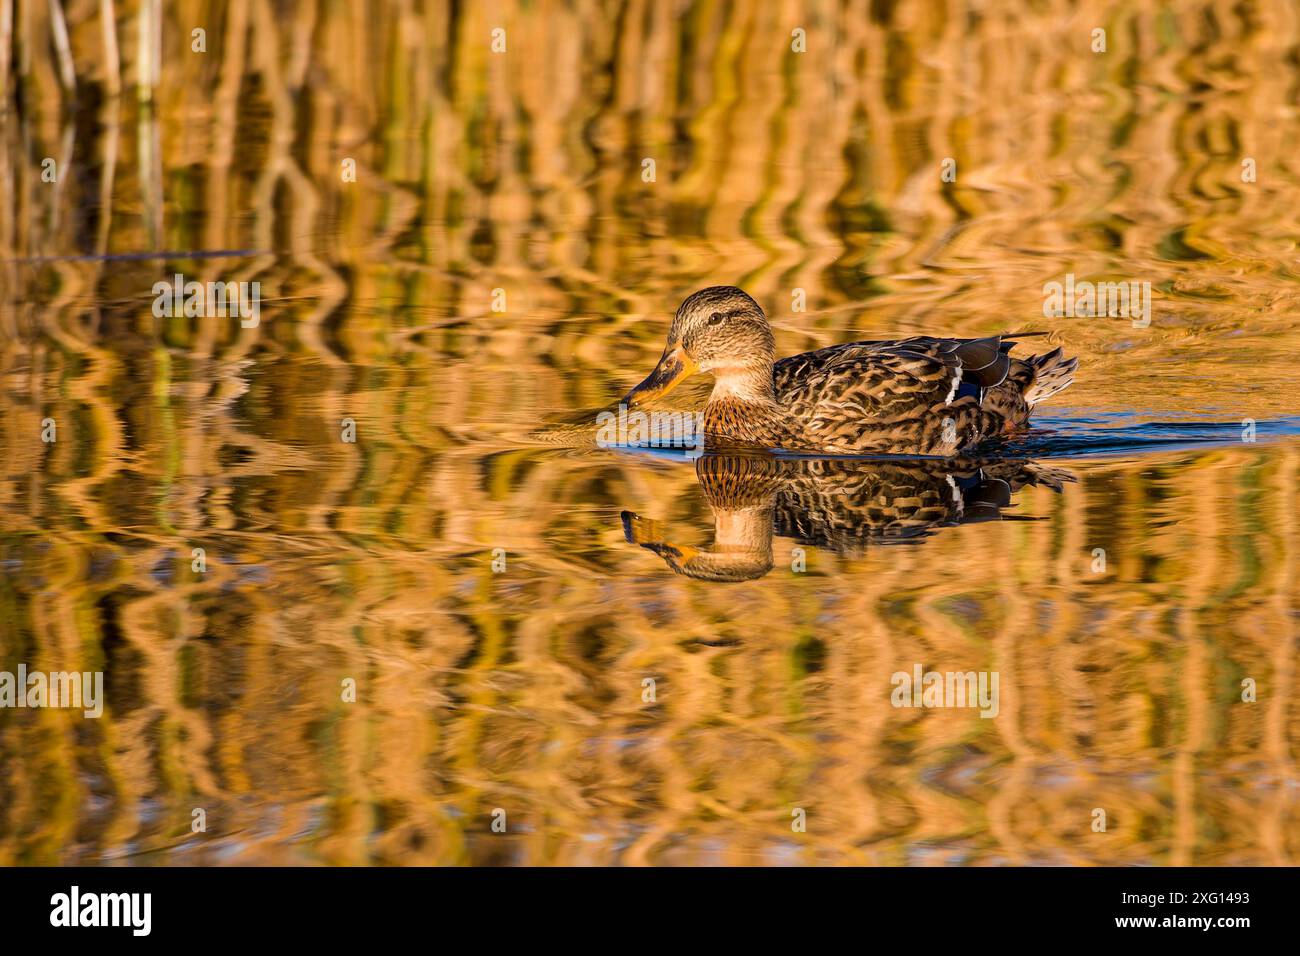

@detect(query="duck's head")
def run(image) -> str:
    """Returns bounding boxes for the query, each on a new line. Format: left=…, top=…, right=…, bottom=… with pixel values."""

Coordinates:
left=623, top=286, right=775, bottom=408
left=621, top=510, right=773, bottom=582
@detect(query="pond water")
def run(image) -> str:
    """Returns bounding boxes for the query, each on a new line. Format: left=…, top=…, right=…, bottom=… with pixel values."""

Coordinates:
left=1, top=0, right=1298, bottom=865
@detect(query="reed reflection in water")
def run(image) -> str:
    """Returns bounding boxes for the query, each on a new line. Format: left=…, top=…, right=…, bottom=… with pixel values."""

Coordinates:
left=1, top=0, right=1298, bottom=865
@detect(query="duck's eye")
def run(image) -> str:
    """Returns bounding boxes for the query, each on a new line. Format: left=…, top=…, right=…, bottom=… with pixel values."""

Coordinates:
left=708, top=312, right=725, bottom=325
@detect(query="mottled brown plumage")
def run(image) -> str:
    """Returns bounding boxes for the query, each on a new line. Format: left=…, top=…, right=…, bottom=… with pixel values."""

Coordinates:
left=623, top=286, right=1079, bottom=456
left=622, top=452, right=1074, bottom=582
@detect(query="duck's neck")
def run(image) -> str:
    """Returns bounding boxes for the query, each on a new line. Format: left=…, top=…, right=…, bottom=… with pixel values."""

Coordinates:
left=713, top=506, right=775, bottom=554
left=707, top=364, right=778, bottom=405
left=703, top=364, right=789, bottom=443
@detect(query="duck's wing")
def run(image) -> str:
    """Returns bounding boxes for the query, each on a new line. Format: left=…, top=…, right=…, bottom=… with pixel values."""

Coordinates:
left=773, top=456, right=1074, bottom=553
left=774, top=336, right=1010, bottom=422
left=774, top=458, right=965, bottom=550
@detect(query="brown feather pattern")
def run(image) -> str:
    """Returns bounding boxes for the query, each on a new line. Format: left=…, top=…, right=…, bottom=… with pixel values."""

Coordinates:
left=633, top=287, right=1079, bottom=456
left=717, top=334, right=1077, bottom=455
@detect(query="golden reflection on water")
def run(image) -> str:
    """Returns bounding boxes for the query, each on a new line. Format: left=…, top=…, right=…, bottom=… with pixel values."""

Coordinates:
left=1, top=0, right=1299, bottom=864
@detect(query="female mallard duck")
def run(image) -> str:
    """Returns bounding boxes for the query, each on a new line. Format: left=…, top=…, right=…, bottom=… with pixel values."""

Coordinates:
left=623, top=286, right=1077, bottom=456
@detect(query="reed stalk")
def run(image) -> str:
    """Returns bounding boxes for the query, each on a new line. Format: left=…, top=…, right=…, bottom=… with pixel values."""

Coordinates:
left=47, top=0, right=75, bottom=93
left=100, top=0, right=120, bottom=98
left=0, top=0, right=12, bottom=105
left=136, top=0, right=159, bottom=105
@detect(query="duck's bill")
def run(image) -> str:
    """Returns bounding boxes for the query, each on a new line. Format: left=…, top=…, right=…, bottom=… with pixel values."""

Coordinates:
left=623, top=345, right=697, bottom=408
left=621, top=510, right=700, bottom=562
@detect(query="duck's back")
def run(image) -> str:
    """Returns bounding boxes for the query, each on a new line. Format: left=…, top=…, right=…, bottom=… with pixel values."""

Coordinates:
left=769, top=335, right=1072, bottom=455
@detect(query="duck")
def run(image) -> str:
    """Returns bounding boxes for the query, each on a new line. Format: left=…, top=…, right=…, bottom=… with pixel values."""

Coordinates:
left=622, top=286, right=1078, bottom=456
left=621, top=452, right=1074, bottom=582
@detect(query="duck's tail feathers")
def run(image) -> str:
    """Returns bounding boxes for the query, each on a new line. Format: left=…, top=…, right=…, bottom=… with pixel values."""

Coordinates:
left=1022, top=347, right=1079, bottom=406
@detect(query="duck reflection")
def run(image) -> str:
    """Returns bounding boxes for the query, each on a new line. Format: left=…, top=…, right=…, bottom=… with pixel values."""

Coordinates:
left=621, top=453, right=1072, bottom=582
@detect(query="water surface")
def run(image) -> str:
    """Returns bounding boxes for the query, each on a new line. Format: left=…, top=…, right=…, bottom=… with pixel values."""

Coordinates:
left=1, top=0, right=1298, bottom=865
